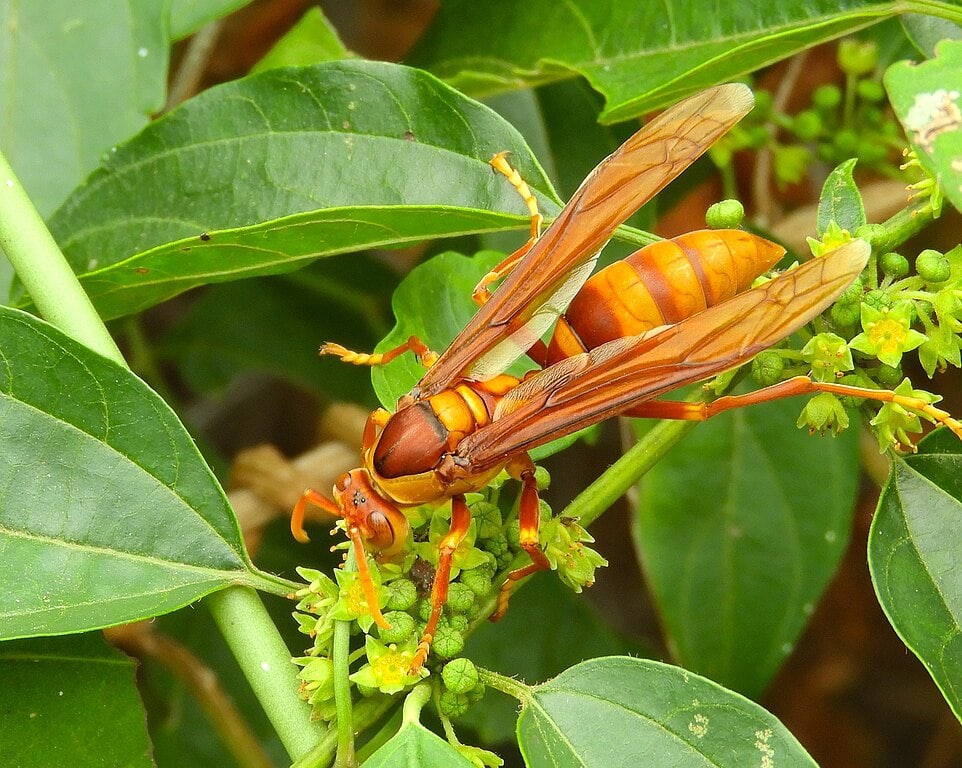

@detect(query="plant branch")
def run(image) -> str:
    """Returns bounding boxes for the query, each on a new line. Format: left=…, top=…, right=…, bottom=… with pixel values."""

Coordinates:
left=207, top=587, right=325, bottom=761
left=0, top=149, right=122, bottom=363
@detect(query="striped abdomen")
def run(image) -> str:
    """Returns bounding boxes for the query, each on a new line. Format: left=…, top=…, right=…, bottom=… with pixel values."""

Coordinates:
left=543, top=229, right=786, bottom=366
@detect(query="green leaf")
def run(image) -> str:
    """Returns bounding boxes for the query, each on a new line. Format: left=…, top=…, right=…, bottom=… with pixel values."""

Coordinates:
left=901, top=13, right=962, bottom=59
left=633, top=396, right=859, bottom=696
left=0, top=634, right=153, bottom=768
left=372, top=251, right=516, bottom=407
left=161, top=258, right=398, bottom=404
left=0, top=1, right=168, bottom=216
left=411, top=0, right=902, bottom=122
left=885, top=38, right=962, bottom=214
left=38, top=60, right=557, bottom=321
left=252, top=6, right=352, bottom=72
left=517, top=656, right=817, bottom=767
left=364, top=720, right=475, bottom=768
left=0, top=306, right=280, bottom=640
left=818, top=159, right=867, bottom=235
left=868, top=428, right=962, bottom=720
left=464, top=575, right=648, bottom=745
left=168, top=0, right=252, bottom=40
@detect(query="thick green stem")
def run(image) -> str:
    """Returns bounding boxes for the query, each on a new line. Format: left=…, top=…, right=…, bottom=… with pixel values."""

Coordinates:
left=0, top=149, right=122, bottom=363
left=207, top=587, right=324, bottom=759
left=564, top=417, right=697, bottom=528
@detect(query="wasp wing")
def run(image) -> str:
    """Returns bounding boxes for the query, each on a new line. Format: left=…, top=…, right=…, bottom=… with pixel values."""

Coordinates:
left=453, top=240, right=870, bottom=470
left=415, top=83, right=755, bottom=397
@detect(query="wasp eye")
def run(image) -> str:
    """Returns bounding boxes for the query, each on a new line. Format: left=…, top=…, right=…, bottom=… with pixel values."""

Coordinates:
left=334, top=473, right=352, bottom=492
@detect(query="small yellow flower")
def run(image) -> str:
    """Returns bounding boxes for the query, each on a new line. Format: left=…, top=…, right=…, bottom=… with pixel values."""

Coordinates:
left=849, top=301, right=927, bottom=368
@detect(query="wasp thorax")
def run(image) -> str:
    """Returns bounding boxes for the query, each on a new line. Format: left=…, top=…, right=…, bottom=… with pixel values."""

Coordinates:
left=372, top=401, right=447, bottom=479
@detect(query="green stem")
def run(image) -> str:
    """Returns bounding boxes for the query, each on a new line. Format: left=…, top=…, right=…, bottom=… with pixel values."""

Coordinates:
left=332, top=608, right=356, bottom=767
left=292, top=695, right=397, bottom=768
left=477, top=666, right=532, bottom=704
left=207, top=587, right=325, bottom=760
left=564, top=417, right=697, bottom=527
left=866, top=198, right=937, bottom=255
left=0, top=149, right=122, bottom=363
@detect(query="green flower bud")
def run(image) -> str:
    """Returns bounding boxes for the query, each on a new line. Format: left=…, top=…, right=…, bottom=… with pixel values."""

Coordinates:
left=813, top=84, right=842, bottom=110
left=833, top=129, right=859, bottom=155
left=838, top=39, right=878, bottom=77
left=880, top=252, right=909, bottom=278
left=384, top=579, right=418, bottom=611
left=438, top=690, right=471, bottom=719
left=874, top=363, right=904, bottom=387
left=442, top=658, right=480, bottom=694
left=445, top=582, right=477, bottom=615
left=917, top=249, right=951, bottom=283
left=793, top=109, right=823, bottom=141
left=378, top=611, right=416, bottom=644
left=752, top=350, right=785, bottom=386
left=432, top=623, right=465, bottom=660
left=705, top=199, right=745, bottom=229
left=460, top=567, right=494, bottom=598
left=856, top=79, right=885, bottom=103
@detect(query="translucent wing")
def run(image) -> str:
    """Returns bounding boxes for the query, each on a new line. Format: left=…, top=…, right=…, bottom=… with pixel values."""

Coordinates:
left=414, top=83, right=755, bottom=398
left=452, top=240, right=871, bottom=471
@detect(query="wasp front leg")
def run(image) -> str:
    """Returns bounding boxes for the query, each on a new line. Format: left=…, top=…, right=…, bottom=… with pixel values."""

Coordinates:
left=473, top=153, right=545, bottom=306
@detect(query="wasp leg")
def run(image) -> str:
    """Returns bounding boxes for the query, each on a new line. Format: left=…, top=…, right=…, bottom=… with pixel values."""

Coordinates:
left=410, top=494, right=473, bottom=672
left=319, top=335, right=439, bottom=368
left=623, top=375, right=962, bottom=441
left=291, top=488, right=340, bottom=543
left=493, top=455, right=550, bottom=621
left=473, top=153, right=545, bottom=306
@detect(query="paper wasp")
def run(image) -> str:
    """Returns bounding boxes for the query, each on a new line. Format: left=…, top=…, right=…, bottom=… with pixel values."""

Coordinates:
left=293, top=83, right=962, bottom=670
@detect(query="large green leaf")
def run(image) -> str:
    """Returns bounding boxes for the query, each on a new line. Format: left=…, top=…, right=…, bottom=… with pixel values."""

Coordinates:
left=868, top=428, right=962, bottom=720
left=35, top=60, right=558, bottom=321
left=0, top=306, right=284, bottom=640
left=885, top=38, right=962, bottom=214
left=410, top=0, right=908, bottom=122
left=0, top=634, right=153, bottom=768
left=364, top=720, right=475, bottom=768
left=633, top=396, right=859, bottom=696
left=517, top=657, right=817, bottom=767
left=161, top=257, right=398, bottom=404
left=464, top=575, right=648, bottom=746
left=0, top=1, right=167, bottom=217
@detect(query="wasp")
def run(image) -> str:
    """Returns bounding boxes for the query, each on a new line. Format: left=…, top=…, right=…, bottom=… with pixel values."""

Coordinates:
left=294, top=84, right=962, bottom=670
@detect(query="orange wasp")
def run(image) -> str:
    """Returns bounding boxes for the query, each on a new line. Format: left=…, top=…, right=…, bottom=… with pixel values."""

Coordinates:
left=293, top=83, right=962, bottom=670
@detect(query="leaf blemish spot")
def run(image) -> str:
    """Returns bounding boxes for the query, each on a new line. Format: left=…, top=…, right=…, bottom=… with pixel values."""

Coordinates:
left=688, top=713, right=709, bottom=738
left=755, top=728, right=775, bottom=768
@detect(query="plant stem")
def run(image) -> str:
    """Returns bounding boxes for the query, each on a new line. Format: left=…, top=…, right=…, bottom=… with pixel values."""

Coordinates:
left=332, top=609, right=357, bottom=767
left=477, top=666, right=532, bottom=703
left=564, top=416, right=697, bottom=527
left=207, top=587, right=325, bottom=760
left=868, top=199, right=938, bottom=254
left=0, top=149, right=122, bottom=363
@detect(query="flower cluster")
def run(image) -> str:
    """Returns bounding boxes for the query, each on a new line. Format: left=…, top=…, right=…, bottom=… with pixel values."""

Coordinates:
left=710, top=40, right=905, bottom=187
left=752, top=228, right=962, bottom=451
left=291, top=470, right=606, bottom=719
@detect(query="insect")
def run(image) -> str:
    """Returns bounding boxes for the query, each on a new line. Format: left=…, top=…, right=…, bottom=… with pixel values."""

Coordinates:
left=293, top=83, right=962, bottom=671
